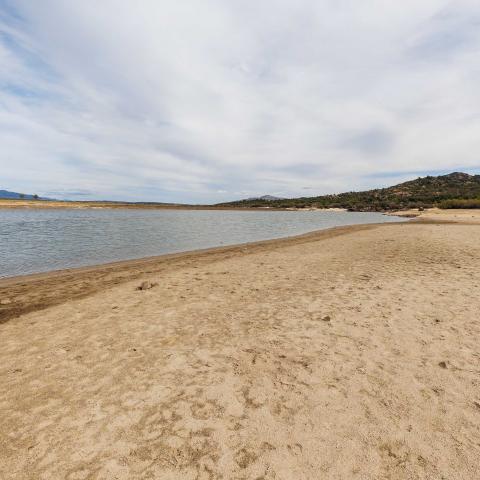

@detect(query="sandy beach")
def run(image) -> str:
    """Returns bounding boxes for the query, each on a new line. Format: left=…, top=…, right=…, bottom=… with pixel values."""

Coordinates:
left=390, top=207, right=480, bottom=224
left=1, top=216, right=480, bottom=479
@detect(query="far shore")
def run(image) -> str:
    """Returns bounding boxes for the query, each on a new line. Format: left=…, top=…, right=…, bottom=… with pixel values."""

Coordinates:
left=2, top=198, right=479, bottom=220
left=0, top=198, right=243, bottom=210
left=0, top=198, right=344, bottom=211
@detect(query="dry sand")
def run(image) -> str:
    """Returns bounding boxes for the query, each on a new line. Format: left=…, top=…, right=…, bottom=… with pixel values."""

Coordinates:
left=1, top=217, right=480, bottom=479
left=391, top=207, right=480, bottom=224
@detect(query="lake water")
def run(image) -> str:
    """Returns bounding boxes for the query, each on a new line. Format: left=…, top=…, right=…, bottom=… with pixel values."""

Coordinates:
left=0, top=209, right=404, bottom=278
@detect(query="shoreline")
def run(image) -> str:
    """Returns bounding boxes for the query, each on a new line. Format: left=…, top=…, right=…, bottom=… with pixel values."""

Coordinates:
left=3, top=215, right=477, bottom=324
left=0, top=222, right=388, bottom=322
left=0, top=200, right=344, bottom=211
left=0, top=214, right=405, bottom=282
left=3, top=213, right=476, bottom=323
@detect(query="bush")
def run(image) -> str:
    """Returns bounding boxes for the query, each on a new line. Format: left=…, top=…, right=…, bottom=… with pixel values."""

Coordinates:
left=438, top=198, right=480, bottom=209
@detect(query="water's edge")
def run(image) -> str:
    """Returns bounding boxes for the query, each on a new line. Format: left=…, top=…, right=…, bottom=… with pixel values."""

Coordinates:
left=0, top=220, right=409, bottom=285
left=0, top=209, right=405, bottom=279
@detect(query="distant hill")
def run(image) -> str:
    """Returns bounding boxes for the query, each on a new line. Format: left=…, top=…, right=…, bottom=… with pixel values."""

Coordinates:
left=246, top=195, right=284, bottom=201
left=216, top=172, right=480, bottom=211
left=0, top=189, right=48, bottom=200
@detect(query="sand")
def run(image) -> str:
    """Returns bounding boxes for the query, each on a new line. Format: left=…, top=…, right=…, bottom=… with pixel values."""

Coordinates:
left=1, top=216, right=480, bottom=479
left=391, top=207, right=480, bottom=224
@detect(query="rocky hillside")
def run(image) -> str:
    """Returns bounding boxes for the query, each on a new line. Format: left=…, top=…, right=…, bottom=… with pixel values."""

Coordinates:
left=216, top=172, right=480, bottom=211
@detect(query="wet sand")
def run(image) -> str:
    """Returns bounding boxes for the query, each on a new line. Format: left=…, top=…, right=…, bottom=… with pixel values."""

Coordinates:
left=1, top=217, right=479, bottom=479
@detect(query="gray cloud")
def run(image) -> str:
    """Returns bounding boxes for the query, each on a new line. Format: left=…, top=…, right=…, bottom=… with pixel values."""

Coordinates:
left=407, top=3, right=480, bottom=62
left=341, top=128, right=395, bottom=155
left=1, top=0, right=480, bottom=202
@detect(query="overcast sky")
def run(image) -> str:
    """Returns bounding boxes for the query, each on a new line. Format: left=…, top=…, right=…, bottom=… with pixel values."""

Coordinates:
left=1, top=1, right=480, bottom=203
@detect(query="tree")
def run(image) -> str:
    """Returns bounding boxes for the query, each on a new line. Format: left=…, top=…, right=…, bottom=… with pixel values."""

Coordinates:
left=33, top=194, right=39, bottom=200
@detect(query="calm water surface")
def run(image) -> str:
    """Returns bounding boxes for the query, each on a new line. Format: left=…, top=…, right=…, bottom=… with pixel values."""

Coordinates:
left=0, top=209, right=404, bottom=278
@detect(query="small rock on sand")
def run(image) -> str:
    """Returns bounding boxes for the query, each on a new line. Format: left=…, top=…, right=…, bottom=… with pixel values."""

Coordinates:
left=322, top=315, right=331, bottom=322
left=438, top=361, right=447, bottom=369
left=137, top=281, right=158, bottom=291
left=0, top=299, right=12, bottom=305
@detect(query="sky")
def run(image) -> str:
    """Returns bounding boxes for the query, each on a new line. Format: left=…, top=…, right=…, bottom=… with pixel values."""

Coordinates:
left=1, top=0, right=480, bottom=203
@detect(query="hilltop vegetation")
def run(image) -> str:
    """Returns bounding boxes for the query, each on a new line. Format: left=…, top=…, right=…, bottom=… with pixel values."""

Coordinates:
left=217, top=172, right=480, bottom=211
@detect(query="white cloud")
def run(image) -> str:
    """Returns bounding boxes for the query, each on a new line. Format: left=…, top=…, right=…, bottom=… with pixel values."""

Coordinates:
left=1, top=0, right=480, bottom=202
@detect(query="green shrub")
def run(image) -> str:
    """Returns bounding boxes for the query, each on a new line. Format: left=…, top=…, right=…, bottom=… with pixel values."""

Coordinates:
left=438, top=198, right=480, bottom=209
